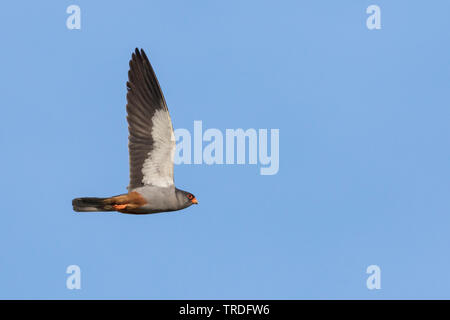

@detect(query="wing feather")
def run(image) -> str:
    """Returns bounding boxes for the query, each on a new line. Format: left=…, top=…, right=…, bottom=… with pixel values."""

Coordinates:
left=126, top=48, right=175, bottom=189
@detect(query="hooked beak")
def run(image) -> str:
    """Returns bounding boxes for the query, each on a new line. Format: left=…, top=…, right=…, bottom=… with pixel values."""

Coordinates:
left=191, top=197, right=198, bottom=204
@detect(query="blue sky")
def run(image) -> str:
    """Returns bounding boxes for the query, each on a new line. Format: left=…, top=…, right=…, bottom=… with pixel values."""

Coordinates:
left=1, top=0, right=450, bottom=299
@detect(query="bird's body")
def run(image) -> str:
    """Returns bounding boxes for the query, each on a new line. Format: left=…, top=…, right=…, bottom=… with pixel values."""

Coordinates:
left=123, top=186, right=194, bottom=214
left=72, top=49, right=198, bottom=215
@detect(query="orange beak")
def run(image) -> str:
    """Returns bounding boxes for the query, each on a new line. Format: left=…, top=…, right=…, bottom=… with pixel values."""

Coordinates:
left=191, top=197, right=198, bottom=204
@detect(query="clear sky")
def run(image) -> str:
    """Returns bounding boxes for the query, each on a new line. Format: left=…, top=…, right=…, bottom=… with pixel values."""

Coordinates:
left=1, top=0, right=450, bottom=299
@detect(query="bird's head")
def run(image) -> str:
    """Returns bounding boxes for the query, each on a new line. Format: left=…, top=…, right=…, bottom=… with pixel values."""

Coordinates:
left=186, top=192, right=198, bottom=205
left=176, top=189, right=198, bottom=207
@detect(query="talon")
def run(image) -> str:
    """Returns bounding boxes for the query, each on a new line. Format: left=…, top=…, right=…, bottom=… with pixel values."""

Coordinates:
left=114, top=204, right=127, bottom=210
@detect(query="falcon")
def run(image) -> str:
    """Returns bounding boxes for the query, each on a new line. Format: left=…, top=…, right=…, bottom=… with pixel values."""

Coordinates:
left=72, top=48, right=198, bottom=214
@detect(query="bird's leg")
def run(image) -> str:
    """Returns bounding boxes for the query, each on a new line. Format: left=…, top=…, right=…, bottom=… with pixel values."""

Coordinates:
left=103, top=194, right=129, bottom=211
left=113, top=204, right=128, bottom=210
left=103, top=192, right=147, bottom=212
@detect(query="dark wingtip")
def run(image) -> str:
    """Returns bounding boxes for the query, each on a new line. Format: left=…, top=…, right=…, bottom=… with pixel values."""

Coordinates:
left=140, top=49, right=148, bottom=61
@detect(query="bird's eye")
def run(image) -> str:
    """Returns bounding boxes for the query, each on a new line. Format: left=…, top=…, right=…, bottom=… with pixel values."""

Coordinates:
left=187, top=194, right=193, bottom=199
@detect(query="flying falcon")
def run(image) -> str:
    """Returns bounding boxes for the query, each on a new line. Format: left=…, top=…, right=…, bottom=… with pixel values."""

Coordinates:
left=72, top=48, right=198, bottom=214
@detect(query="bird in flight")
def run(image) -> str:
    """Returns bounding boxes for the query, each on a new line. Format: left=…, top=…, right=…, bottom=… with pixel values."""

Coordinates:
left=72, top=48, right=198, bottom=214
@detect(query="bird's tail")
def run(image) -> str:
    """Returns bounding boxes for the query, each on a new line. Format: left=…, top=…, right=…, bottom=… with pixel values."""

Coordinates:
left=72, top=197, right=116, bottom=212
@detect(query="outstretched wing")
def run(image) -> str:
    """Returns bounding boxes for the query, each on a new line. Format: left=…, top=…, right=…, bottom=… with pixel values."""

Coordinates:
left=126, top=48, right=175, bottom=190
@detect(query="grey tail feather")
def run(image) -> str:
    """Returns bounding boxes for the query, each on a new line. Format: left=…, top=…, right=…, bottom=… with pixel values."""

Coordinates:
left=72, top=197, right=115, bottom=212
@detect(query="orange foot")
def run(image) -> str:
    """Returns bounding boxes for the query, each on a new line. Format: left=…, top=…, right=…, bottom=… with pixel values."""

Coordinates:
left=114, top=204, right=128, bottom=210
